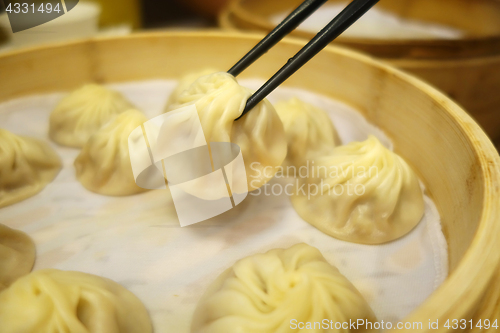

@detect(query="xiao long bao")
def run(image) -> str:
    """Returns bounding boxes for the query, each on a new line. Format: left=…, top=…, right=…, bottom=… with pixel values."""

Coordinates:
left=274, top=97, right=340, bottom=173
left=0, top=269, right=153, bottom=333
left=165, top=68, right=218, bottom=107
left=191, top=243, right=377, bottom=333
left=49, top=84, right=135, bottom=148
left=292, top=136, right=425, bottom=244
left=166, top=72, right=287, bottom=191
left=74, top=109, right=149, bottom=196
left=0, top=224, right=35, bottom=291
left=0, top=129, right=61, bottom=208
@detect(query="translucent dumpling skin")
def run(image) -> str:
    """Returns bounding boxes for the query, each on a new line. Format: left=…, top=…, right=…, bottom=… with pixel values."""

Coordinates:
left=166, top=72, right=287, bottom=191
left=0, top=224, right=35, bottom=291
left=0, top=129, right=61, bottom=208
left=191, top=243, right=377, bottom=333
left=74, top=109, right=148, bottom=196
left=274, top=98, right=340, bottom=171
left=166, top=68, right=218, bottom=107
left=291, top=136, right=425, bottom=244
left=0, top=269, right=153, bottom=333
left=50, top=84, right=135, bottom=148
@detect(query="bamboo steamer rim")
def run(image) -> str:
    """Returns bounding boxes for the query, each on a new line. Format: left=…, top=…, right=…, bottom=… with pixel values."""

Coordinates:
left=0, top=30, right=500, bottom=331
left=227, top=0, right=500, bottom=59
left=220, top=4, right=500, bottom=62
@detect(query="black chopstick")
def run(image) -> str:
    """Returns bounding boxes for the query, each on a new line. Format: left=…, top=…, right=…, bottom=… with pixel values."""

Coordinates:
left=228, top=0, right=328, bottom=77
left=235, top=0, right=379, bottom=120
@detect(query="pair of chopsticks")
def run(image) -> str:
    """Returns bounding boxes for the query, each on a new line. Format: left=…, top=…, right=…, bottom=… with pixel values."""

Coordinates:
left=229, top=0, right=379, bottom=120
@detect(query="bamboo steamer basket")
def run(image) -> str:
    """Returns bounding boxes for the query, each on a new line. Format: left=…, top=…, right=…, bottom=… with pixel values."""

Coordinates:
left=0, top=31, right=499, bottom=332
left=221, top=0, right=500, bottom=144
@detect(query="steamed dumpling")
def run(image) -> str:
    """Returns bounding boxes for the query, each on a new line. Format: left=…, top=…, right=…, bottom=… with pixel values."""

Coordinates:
left=191, top=243, right=377, bottom=333
left=166, top=72, right=287, bottom=191
left=166, top=68, right=218, bottom=107
left=0, top=269, right=153, bottom=333
left=74, top=109, right=148, bottom=196
left=0, top=224, right=35, bottom=291
left=274, top=97, right=340, bottom=171
left=50, top=84, right=135, bottom=148
left=0, top=129, right=61, bottom=208
left=291, top=136, right=425, bottom=244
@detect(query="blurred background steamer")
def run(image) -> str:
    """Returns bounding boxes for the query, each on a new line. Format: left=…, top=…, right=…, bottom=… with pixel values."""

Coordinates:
left=220, top=0, right=500, bottom=146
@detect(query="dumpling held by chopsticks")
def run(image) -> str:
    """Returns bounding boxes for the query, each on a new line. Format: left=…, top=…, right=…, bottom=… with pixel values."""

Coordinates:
left=166, top=72, right=287, bottom=192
